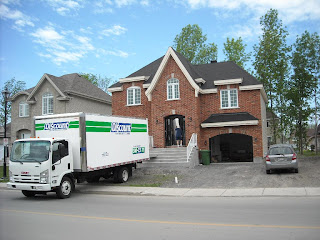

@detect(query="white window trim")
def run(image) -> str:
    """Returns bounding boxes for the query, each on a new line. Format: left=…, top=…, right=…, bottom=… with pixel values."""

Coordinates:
left=42, top=92, right=54, bottom=115
left=127, top=86, right=141, bottom=106
left=220, top=89, right=238, bottom=109
left=167, top=78, right=180, bottom=100
left=19, top=101, right=29, bottom=117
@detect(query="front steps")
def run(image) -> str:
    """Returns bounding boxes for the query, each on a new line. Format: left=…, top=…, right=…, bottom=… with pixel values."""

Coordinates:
left=142, top=147, right=191, bottom=168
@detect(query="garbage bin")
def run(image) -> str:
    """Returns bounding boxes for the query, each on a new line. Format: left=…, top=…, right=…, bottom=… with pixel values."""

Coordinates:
left=200, top=150, right=210, bottom=165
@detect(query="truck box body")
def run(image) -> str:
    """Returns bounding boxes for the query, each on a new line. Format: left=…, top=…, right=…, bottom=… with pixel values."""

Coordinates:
left=35, top=112, right=149, bottom=171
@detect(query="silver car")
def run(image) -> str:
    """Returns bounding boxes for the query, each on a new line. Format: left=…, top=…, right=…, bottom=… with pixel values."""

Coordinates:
left=265, top=144, right=298, bottom=174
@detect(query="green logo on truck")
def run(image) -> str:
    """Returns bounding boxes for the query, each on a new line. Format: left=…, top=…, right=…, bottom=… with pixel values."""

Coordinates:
left=132, top=146, right=145, bottom=154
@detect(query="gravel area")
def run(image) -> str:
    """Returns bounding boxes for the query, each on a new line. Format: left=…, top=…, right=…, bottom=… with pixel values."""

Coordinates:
left=96, top=155, right=320, bottom=188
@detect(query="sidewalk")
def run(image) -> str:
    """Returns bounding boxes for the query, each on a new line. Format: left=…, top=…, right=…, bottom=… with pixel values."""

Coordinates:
left=1, top=182, right=320, bottom=197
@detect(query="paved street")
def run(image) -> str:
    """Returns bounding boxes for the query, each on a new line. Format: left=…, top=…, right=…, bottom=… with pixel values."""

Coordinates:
left=1, top=189, right=320, bottom=240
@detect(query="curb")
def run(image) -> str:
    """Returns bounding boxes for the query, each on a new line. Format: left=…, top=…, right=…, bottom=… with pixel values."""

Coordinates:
left=1, top=183, right=320, bottom=197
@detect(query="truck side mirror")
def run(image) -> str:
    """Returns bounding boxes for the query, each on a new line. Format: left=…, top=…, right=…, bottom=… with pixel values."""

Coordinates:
left=52, top=165, right=55, bottom=171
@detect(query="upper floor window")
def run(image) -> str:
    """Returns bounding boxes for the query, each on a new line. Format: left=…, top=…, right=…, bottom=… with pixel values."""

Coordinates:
left=221, top=89, right=238, bottom=109
left=42, top=92, right=53, bottom=115
left=127, top=87, right=141, bottom=106
left=167, top=78, right=180, bottom=100
left=19, top=101, right=29, bottom=117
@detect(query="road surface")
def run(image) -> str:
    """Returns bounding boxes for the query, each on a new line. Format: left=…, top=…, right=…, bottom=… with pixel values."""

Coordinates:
left=0, top=189, right=319, bottom=240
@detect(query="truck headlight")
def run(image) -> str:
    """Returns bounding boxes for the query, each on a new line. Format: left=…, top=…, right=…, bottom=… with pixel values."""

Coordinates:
left=40, top=170, right=49, bottom=184
left=9, top=171, right=14, bottom=182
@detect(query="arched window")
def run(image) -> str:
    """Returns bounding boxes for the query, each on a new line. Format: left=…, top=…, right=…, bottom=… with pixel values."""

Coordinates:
left=167, top=78, right=180, bottom=100
left=19, top=101, right=29, bottom=117
left=42, top=92, right=53, bottom=115
left=127, top=87, right=141, bottom=105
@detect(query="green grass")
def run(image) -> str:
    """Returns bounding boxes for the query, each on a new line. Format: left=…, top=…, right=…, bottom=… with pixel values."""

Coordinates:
left=302, top=150, right=320, bottom=156
left=0, top=166, right=9, bottom=182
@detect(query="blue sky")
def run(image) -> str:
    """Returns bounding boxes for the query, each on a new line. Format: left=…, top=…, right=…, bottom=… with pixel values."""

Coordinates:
left=1, top=0, right=320, bottom=90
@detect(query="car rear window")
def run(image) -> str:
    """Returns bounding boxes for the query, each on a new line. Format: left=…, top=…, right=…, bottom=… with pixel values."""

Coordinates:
left=269, top=147, right=293, bottom=155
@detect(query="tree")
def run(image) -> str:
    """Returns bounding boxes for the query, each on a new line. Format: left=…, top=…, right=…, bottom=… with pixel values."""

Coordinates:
left=80, top=73, right=114, bottom=93
left=286, top=31, right=320, bottom=154
left=173, top=24, right=218, bottom=64
left=223, top=37, right=251, bottom=69
left=0, top=78, right=26, bottom=126
left=253, top=9, right=291, bottom=144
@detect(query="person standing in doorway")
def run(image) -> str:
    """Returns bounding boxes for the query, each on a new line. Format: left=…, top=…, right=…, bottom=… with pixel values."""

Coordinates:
left=175, top=127, right=182, bottom=147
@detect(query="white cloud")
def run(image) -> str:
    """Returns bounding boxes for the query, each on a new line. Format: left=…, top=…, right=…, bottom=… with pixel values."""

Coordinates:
left=101, top=25, right=127, bottom=36
left=140, top=0, right=149, bottom=6
left=0, top=3, right=34, bottom=31
left=43, top=0, right=83, bottom=16
left=30, top=25, right=96, bottom=65
left=114, top=0, right=136, bottom=8
left=179, top=0, right=320, bottom=23
left=99, top=48, right=129, bottom=58
left=224, top=23, right=262, bottom=41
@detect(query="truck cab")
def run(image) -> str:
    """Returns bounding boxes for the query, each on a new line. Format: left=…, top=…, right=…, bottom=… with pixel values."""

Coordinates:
left=7, top=138, right=74, bottom=198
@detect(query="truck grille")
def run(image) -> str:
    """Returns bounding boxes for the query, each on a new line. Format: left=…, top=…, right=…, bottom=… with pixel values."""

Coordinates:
left=13, top=174, right=40, bottom=183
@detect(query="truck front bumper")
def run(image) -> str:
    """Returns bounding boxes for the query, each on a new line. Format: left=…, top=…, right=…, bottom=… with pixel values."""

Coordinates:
left=7, top=182, right=52, bottom=192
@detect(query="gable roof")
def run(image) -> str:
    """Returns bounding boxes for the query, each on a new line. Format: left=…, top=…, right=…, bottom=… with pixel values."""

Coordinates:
left=21, top=73, right=111, bottom=104
left=109, top=47, right=266, bottom=101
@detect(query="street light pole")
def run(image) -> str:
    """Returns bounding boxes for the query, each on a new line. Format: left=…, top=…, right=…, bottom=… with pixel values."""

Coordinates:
left=2, top=88, right=10, bottom=178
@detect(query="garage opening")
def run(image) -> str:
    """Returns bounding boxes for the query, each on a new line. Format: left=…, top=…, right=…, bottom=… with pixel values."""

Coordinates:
left=209, top=133, right=253, bottom=162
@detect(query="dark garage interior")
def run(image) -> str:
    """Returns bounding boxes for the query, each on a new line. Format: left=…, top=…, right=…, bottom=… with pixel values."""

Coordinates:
left=209, top=133, right=253, bottom=162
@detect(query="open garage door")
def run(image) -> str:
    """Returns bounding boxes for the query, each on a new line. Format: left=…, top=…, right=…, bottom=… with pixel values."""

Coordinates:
left=210, top=134, right=253, bottom=162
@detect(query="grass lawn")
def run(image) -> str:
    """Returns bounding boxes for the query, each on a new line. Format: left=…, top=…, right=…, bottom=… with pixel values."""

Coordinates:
left=302, top=150, right=320, bottom=156
left=0, top=166, right=9, bottom=182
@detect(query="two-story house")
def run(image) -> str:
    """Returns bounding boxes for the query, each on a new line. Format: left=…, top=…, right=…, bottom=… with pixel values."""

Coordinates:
left=108, top=47, right=267, bottom=163
left=10, top=73, right=112, bottom=140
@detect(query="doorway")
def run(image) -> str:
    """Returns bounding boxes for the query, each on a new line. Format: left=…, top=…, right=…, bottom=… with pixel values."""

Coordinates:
left=165, top=115, right=185, bottom=147
left=209, top=133, right=253, bottom=162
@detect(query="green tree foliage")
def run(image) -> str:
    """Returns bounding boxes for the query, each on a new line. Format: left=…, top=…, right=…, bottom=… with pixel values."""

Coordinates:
left=80, top=73, right=114, bottom=94
left=1, top=78, right=26, bottom=126
left=173, top=24, right=218, bottom=64
left=223, top=37, right=251, bottom=69
left=287, top=31, right=320, bottom=154
left=253, top=9, right=291, bottom=144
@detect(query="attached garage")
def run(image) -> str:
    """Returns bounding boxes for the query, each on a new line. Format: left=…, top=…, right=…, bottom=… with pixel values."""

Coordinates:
left=201, top=112, right=259, bottom=163
left=210, top=133, right=253, bottom=162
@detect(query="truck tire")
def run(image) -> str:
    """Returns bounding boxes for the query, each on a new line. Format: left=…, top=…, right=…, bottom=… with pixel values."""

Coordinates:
left=117, top=166, right=129, bottom=183
left=22, top=190, right=36, bottom=197
left=56, top=176, right=72, bottom=199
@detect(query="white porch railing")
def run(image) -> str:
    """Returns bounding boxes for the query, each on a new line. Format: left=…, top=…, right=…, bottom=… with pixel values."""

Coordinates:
left=187, top=133, right=197, bottom=162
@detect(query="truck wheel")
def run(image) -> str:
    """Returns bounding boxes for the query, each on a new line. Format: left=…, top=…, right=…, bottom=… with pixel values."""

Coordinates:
left=117, top=167, right=129, bottom=183
left=56, top=176, right=72, bottom=199
left=22, top=190, right=36, bottom=197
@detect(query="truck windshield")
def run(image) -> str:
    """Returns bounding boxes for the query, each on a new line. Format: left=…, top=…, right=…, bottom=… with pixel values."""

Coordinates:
left=11, top=141, right=51, bottom=163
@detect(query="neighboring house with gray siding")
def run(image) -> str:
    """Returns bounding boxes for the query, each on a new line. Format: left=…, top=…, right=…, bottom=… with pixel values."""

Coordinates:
left=10, top=73, right=112, bottom=140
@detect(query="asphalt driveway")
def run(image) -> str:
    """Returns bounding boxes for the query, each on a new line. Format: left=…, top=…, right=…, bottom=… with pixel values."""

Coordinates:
left=97, top=155, right=320, bottom=189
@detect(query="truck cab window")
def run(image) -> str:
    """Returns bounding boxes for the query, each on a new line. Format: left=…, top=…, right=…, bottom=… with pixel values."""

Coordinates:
left=52, top=141, right=69, bottom=164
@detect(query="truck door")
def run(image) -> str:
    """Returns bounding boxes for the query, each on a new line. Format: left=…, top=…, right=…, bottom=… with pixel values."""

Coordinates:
left=51, top=140, right=70, bottom=186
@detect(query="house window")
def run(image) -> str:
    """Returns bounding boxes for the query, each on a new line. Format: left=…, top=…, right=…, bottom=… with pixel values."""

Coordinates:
left=127, top=87, right=141, bottom=105
left=19, top=101, right=29, bottom=117
left=221, top=89, right=238, bottom=108
left=42, top=92, right=54, bottom=115
left=167, top=78, right=180, bottom=100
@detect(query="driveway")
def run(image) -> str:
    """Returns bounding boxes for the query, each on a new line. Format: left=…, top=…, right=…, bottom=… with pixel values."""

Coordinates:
left=97, top=155, right=320, bottom=189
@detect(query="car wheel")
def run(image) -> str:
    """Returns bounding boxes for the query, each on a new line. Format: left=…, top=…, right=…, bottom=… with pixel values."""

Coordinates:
left=295, top=169, right=299, bottom=173
left=266, top=170, right=271, bottom=174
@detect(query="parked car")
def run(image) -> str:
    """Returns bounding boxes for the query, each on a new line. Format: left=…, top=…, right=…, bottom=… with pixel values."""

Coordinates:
left=265, top=144, right=298, bottom=174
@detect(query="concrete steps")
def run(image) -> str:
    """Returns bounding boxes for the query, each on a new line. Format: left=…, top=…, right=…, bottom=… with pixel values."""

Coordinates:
left=143, top=147, right=190, bottom=168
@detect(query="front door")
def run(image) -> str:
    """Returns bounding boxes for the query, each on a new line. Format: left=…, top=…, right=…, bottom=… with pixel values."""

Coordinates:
left=165, top=115, right=185, bottom=147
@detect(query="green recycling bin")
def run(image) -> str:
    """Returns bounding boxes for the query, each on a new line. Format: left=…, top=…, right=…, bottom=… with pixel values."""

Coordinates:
left=200, top=150, right=211, bottom=165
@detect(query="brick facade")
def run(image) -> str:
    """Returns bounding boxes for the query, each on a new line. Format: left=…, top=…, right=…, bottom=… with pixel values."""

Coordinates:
left=112, top=53, right=266, bottom=160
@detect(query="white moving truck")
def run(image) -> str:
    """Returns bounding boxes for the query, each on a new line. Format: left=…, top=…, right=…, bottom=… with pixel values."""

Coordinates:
left=7, top=113, right=149, bottom=198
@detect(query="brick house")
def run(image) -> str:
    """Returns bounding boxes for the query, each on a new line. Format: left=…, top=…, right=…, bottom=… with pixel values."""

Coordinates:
left=10, top=73, right=112, bottom=140
left=108, top=47, right=267, bottom=162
